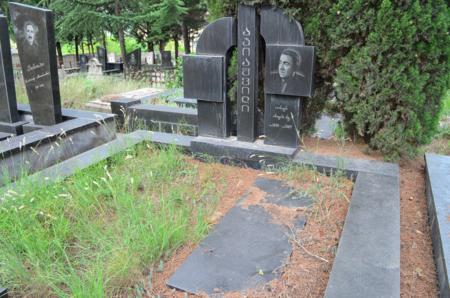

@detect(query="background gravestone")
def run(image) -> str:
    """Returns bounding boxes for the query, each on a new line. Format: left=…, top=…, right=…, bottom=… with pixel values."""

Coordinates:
left=10, top=2, right=62, bottom=126
left=0, top=13, right=19, bottom=124
left=96, top=46, right=107, bottom=70
left=126, top=48, right=141, bottom=70
left=79, top=54, right=89, bottom=72
left=161, top=51, right=172, bottom=67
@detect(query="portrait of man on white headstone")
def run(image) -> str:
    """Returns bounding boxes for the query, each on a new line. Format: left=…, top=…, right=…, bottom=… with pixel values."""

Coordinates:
left=265, top=45, right=315, bottom=97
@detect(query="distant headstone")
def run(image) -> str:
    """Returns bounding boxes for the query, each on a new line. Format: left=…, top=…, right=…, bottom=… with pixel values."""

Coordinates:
left=143, top=52, right=154, bottom=65
left=126, top=48, right=141, bottom=70
left=107, top=52, right=116, bottom=63
left=161, top=51, right=172, bottom=67
left=0, top=13, right=19, bottom=123
left=10, top=2, right=62, bottom=126
left=87, top=58, right=103, bottom=75
left=79, top=54, right=89, bottom=72
left=96, top=46, right=107, bottom=70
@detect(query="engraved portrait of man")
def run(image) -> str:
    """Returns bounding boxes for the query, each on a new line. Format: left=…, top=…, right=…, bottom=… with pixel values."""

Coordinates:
left=24, top=21, right=38, bottom=46
left=274, top=48, right=304, bottom=94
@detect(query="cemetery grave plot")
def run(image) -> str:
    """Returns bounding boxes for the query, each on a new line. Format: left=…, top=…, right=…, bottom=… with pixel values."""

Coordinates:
left=0, top=143, right=353, bottom=297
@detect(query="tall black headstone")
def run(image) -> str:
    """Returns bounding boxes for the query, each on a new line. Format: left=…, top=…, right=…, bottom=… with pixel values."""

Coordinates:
left=126, top=48, right=141, bottom=70
left=261, top=7, right=315, bottom=147
left=10, top=2, right=62, bottom=126
left=161, top=51, right=172, bottom=67
left=96, top=46, right=107, bottom=70
left=0, top=13, right=19, bottom=123
left=79, top=54, right=89, bottom=72
left=237, top=4, right=259, bottom=142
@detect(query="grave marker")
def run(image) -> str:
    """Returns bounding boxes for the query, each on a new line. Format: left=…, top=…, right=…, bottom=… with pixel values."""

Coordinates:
left=126, top=48, right=141, bottom=70
left=96, top=46, right=107, bottom=70
left=10, top=2, right=62, bottom=126
left=237, top=4, right=259, bottom=142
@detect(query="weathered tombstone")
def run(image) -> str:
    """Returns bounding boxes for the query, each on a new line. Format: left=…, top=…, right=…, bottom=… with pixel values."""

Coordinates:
left=9, top=2, right=62, bottom=126
left=183, top=17, right=236, bottom=138
left=161, top=51, right=173, bottom=67
left=126, top=48, right=141, bottom=70
left=96, top=46, right=107, bottom=70
left=261, top=7, right=315, bottom=147
left=0, top=13, right=19, bottom=124
left=79, top=54, right=89, bottom=72
left=87, top=58, right=103, bottom=76
left=143, top=52, right=154, bottom=65
left=237, top=4, right=259, bottom=142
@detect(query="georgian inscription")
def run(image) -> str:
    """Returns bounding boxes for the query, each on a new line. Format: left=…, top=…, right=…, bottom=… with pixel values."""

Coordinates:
left=269, top=104, right=294, bottom=129
left=240, top=27, right=251, bottom=113
left=237, top=4, right=258, bottom=142
left=24, top=63, right=50, bottom=90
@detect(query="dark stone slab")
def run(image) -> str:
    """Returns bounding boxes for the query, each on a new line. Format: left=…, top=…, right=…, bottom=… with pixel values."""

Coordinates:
left=126, top=48, right=141, bottom=70
left=173, top=97, right=197, bottom=109
left=10, top=2, right=62, bottom=126
left=0, top=120, right=28, bottom=135
left=161, top=51, right=172, bottom=67
left=0, top=287, right=6, bottom=298
left=196, top=17, right=236, bottom=56
left=237, top=4, right=259, bottom=142
left=325, top=172, right=400, bottom=298
left=0, top=132, right=13, bottom=141
left=264, top=94, right=301, bottom=148
left=79, top=54, right=89, bottom=72
left=253, top=177, right=312, bottom=208
left=22, top=122, right=46, bottom=133
left=0, top=14, right=19, bottom=123
left=96, top=46, right=107, bottom=70
left=191, top=136, right=297, bottom=169
left=129, top=104, right=197, bottom=126
left=425, top=153, right=450, bottom=298
left=110, top=97, right=143, bottom=129
left=260, top=7, right=304, bottom=45
left=293, top=151, right=399, bottom=179
left=197, top=101, right=228, bottom=138
left=167, top=205, right=291, bottom=294
left=183, top=55, right=224, bottom=102
left=264, top=45, right=315, bottom=98
left=131, top=130, right=193, bottom=148
left=168, top=176, right=310, bottom=294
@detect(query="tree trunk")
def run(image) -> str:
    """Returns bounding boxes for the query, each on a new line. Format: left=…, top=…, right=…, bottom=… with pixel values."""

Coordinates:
left=174, top=35, right=179, bottom=60
left=88, top=34, right=94, bottom=54
left=182, top=21, right=190, bottom=54
left=115, top=0, right=128, bottom=77
left=147, top=41, right=153, bottom=52
left=56, top=41, right=63, bottom=68
left=159, top=40, right=165, bottom=52
left=74, top=36, right=79, bottom=63
left=102, top=30, right=107, bottom=49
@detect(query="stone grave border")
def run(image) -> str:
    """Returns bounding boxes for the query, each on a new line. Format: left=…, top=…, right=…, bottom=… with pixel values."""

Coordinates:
left=0, top=130, right=400, bottom=297
left=0, top=104, right=116, bottom=186
left=425, top=153, right=450, bottom=298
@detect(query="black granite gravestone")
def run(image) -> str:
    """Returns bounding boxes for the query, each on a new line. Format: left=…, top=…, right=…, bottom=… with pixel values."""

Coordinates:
left=161, top=51, right=172, bottom=67
left=96, top=46, right=107, bottom=70
left=261, top=7, right=315, bottom=148
left=0, top=13, right=19, bottom=123
left=183, top=17, right=236, bottom=138
left=126, top=48, right=141, bottom=70
left=237, top=4, right=259, bottom=142
left=79, top=54, right=89, bottom=72
left=10, top=2, right=62, bottom=126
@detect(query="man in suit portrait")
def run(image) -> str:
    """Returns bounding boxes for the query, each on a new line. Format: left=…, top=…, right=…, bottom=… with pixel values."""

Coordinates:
left=274, top=48, right=304, bottom=94
left=24, top=21, right=38, bottom=47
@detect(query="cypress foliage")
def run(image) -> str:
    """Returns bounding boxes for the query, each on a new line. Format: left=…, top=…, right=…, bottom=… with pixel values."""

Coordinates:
left=207, top=0, right=449, bottom=159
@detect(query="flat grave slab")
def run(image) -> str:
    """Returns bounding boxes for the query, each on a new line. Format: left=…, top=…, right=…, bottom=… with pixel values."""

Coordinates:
left=425, top=153, right=450, bottom=297
left=167, top=177, right=312, bottom=294
left=0, top=287, right=6, bottom=297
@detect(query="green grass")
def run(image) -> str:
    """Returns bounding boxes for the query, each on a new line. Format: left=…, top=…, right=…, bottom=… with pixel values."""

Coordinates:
left=0, top=144, right=220, bottom=297
left=15, top=75, right=149, bottom=109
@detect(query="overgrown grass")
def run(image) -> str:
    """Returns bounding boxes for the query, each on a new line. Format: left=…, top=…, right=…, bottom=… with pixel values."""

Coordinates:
left=15, top=75, right=149, bottom=109
left=0, top=144, right=220, bottom=297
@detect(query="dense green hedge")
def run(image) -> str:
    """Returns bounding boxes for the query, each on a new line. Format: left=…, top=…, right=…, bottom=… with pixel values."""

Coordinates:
left=207, top=0, right=449, bottom=159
